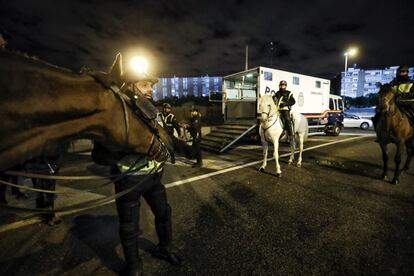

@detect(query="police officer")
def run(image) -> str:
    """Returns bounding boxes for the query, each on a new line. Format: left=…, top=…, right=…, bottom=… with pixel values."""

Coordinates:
left=161, top=103, right=181, bottom=164
left=273, top=80, right=296, bottom=141
left=92, top=76, right=183, bottom=276
left=391, top=65, right=414, bottom=99
left=185, top=108, right=203, bottom=168
left=390, top=65, right=414, bottom=118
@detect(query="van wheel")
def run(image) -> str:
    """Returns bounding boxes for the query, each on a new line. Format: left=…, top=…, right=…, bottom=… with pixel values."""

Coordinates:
left=360, top=122, right=369, bottom=129
left=332, top=125, right=341, bottom=136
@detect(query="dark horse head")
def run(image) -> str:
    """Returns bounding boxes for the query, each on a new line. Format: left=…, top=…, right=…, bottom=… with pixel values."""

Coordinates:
left=376, top=83, right=396, bottom=114
left=0, top=51, right=173, bottom=171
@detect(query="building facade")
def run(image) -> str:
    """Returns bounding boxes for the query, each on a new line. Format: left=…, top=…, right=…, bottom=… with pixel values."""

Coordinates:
left=341, top=66, right=414, bottom=98
left=152, top=76, right=223, bottom=101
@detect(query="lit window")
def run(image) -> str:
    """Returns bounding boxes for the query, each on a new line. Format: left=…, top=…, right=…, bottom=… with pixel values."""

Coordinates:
left=293, top=76, right=300, bottom=85
left=264, top=72, right=272, bottom=81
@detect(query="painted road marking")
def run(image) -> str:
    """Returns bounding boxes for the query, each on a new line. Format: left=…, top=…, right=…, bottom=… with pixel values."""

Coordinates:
left=164, top=136, right=366, bottom=188
left=0, top=135, right=368, bottom=233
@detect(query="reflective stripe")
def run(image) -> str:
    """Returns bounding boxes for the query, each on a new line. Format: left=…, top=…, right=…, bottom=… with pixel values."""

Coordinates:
left=276, top=93, right=291, bottom=111
left=117, top=157, right=162, bottom=175
left=161, top=113, right=174, bottom=126
left=397, top=83, right=413, bottom=93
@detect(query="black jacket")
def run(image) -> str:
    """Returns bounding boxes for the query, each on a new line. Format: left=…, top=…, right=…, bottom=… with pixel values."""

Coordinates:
left=273, top=89, right=296, bottom=109
left=188, top=115, right=202, bottom=141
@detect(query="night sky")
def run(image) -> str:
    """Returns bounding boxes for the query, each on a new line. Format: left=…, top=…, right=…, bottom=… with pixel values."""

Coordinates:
left=1, top=0, right=413, bottom=79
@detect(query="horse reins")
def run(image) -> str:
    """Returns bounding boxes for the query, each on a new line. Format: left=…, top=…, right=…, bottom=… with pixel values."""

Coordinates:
left=0, top=82, right=170, bottom=213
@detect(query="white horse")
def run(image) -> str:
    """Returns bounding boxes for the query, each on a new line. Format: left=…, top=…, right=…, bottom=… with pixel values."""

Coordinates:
left=258, top=94, right=308, bottom=177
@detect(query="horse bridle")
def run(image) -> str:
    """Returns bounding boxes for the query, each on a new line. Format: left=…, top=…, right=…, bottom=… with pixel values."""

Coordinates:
left=261, top=104, right=279, bottom=131
left=109, top=84, right=169, bottom=162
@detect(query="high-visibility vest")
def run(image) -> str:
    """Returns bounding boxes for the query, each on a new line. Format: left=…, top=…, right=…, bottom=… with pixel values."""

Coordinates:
left=161, top=113, right=175, bottom=127
left=275, top=92, right=293, bottom=111
left=117, top=155, right=162, bottom=175
left=394, top=82, right=413, bottom=94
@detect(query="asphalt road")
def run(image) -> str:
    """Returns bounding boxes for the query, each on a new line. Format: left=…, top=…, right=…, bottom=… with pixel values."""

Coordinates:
left=1, top=128, right=413, bottom=275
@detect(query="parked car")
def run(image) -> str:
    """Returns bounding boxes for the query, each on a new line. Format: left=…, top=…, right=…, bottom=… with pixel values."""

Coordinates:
left=343, top=113, right=373, bottom=129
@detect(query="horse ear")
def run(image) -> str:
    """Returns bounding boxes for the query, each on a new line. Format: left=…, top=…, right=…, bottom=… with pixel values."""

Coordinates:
left=109, top=53, right=124, bottom=86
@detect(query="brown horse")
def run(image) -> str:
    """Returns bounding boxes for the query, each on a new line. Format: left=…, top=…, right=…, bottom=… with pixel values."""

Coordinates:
left=0, top=51, right=172, bottom=171
left=374, top=84, right=414, bottom=184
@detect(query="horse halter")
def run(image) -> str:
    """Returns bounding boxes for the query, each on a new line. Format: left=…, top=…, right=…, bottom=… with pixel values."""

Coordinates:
left=109, top=83, right=169, bottom=162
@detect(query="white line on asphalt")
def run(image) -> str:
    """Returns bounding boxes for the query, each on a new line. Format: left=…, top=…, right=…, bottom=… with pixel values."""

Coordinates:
left=164, top=135, right=366, bottom=188
left=0, top=135, right=368, bottom=234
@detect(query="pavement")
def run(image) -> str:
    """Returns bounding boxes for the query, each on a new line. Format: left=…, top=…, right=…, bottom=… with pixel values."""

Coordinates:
left=1, top=128, right=413, bottom=275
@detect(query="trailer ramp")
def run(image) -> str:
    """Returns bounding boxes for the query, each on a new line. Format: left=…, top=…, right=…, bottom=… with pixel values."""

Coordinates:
left=201, top=122, right=257, bottom=154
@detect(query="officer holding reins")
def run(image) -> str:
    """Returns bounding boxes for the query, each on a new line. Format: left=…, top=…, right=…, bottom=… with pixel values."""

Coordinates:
left=273, top=80, right=296, bottom=142
left=161, top=103, right=181, bottom=164
left=92, top=72, right=183, bottom=276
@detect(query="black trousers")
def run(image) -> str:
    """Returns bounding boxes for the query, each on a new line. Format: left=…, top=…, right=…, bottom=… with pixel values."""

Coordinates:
left=0, top=173, right=22, bottom=203
left=112, top=168, right=172, bottom=271
left=32, top=178, right=56, bottom=208
left=167, top=132, right=176, bottom=162
left=280, top=110, right=293, bottom=136
left=192, top=138, right=202, bottom=163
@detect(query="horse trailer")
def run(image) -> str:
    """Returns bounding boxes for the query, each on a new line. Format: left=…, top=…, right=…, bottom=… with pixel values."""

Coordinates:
left=221, top=66, right=344, bottom=136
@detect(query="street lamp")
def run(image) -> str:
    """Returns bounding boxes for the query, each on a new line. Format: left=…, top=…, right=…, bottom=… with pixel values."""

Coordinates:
left=130, top=56, right=149, bottom=74
left=344, top=47, right=358, bottom=73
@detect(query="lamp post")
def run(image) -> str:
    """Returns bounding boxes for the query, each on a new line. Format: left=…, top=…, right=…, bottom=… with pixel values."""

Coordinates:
left=343, top=47, right=358, bottom=73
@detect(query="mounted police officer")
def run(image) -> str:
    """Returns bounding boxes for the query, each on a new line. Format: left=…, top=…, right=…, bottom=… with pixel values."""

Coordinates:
left=92, top=74, right=183, bottom=276
left=390, top=65, right=414, bottom=121
left=161, top=103, right=181, bottom=164
left=273, top=80, right=296, bottom=141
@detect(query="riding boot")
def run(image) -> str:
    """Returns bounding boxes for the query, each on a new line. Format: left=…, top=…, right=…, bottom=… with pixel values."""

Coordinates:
left=154, top=205, right=184, bottom=266
left=117, top=201, right=143, bottom=275
left=170, top=152, right=176, bottom=164
left=285, top=118, right=294, bottom=142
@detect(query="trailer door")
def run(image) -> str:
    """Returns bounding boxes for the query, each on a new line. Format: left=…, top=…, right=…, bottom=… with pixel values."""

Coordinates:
left=223, top=71, right=258, bottom=122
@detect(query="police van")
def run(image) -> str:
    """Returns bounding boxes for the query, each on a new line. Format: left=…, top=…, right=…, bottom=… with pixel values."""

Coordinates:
left=221, top=66, right=344, bottom=136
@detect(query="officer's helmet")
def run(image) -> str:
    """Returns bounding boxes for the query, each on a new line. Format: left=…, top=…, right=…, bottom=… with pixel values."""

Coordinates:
left=163, top=103, right=171, bottom=109
left=397, top=65, right=409, bottom=75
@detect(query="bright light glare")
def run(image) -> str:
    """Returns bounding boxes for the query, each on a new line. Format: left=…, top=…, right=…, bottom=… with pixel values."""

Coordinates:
left=344, top=47, right=358, bottom=57
left=348, top=48, right=358, bottom=56
left=246, top=73, right=253, bottom=77
left=130, top=56, right=149, bottom=74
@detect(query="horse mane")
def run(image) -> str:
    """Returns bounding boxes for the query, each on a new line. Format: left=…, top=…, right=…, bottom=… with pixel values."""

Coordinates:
left=0, top=49, right=87, bottom=77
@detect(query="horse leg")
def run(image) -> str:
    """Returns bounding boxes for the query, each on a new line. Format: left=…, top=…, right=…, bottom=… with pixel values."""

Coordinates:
left=391, top=142, right=405, bottom=185
left=379, top=143, right=388, bottom=181
left=288, top=136, right=296, bottom=166
left=403, top=140, right=413, bottom=171
left=259, top=140, right=268, bottom=172
left=273, top=141, right=282, bottom=177
left=296, top=133, right=304, bottom=167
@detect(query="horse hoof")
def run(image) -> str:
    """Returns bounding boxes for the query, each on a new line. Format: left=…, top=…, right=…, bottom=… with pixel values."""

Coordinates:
left=259, top=167, right=265, bottom=173
left=391, top=178, right=399, bottom=185
left=296, top=163, right=302, bottom=168
left=275, top=173, right=282, bottom=178
left=382, top=175, right=388, bottom=181
left=288, top=161, right=293, bottom=166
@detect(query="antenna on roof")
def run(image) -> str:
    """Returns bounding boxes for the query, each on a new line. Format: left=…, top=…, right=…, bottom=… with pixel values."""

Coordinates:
left=245, top=45, right=248, bottom=71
